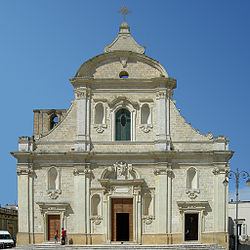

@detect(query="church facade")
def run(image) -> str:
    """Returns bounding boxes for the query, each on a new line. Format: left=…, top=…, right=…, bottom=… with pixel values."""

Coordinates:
left=11, top=21, right=233, bottom=248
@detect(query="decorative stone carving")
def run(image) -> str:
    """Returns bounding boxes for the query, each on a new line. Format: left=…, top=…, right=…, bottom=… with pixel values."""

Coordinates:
left=73, top=167, right=92, bottom=176
left=186, top=189, right=200, bottom=199
left=16, top=168, right=33, bottom=176
left=90, top=216, right=103, bottom=225
left=108, top=96, right=139, bottom=110
left=47, top=189, right=61, bottom=200
left=212, top=167, right=228, bottom=175
left=120, top=57, right=128, bottom=68
left=154, top=168, right=172, bottom=176
left=114, top=161, right=133, bottom=180
left=74, top=89, right=88, bottom=99
left=156, top=91, right=167, bottom=100
left=142, top=215, right=155, bottom=225
left=206, top=132, right=213, bottom=140
left=93, top=124, right=107, bottom=133
left=139, top=124, right=153, bottom=133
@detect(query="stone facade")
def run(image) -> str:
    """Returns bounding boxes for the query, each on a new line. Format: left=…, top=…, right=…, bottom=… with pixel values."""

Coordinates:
left=11, top=21, right=233, bottom=248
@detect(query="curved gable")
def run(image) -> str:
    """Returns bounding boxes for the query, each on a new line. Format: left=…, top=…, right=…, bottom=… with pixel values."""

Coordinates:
left=75, top=52, right=168, bottom=79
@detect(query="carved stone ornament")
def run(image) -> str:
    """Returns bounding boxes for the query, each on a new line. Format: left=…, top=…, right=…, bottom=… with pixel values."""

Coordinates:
left=154, top=168, right=172, bottom=176
left=93, top=124, right=107, bottom=133
left=142, top=215, right=155, bottom=225
left=114, top=161, right=133, bottom=180
left=74, top=89, right=87, bottom=99
left=156, top=91, right=167, bottom=100
left=212, top=167, right=228, bottom=175
left=16, top=168, right=33, bottom=176
left=90, top=216, right=103, bottom=225
left=73, top=167, right=92, bottom=176
left=139, top=124, right=153, bottom=133
left=47, top=189, right=61, bottom=200
left=206, top=132, right=213, bottom=140
left=186, top=189, right=200, bottom=199
left=120, top=57, right=128, bottom=68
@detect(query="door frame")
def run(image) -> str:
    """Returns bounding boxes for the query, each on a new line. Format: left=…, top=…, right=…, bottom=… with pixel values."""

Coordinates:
left=182, top=211, right=202, bottom=243
left=47, top=214, right=61, bottom=242
left=111, top=198, right=133, bottom=242
left=105, top=194, right=141, bottom=244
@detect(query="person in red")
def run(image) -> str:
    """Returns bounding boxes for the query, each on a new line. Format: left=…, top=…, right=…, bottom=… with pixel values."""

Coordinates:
left=61, top=227, right=66, bottom=245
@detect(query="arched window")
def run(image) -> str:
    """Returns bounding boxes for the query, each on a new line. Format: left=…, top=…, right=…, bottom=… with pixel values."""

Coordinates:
left=141, top=104, right=150, bottom=124
left=95, top=103, right=104, bottom=124
left=91, top=194, right=101, bottom=216
left=50, top=115, right=58, bottom=129
left=115, top=109, right=131, bottom=141
left=48, top=167, right=57, bottom=190
left=186, top=167, right=198, bottom=190
left=143, top=193, right=152, bottom=216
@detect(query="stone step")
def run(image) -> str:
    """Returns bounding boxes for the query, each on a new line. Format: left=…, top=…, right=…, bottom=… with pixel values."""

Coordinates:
left=15, top=243, right=226, bottom=250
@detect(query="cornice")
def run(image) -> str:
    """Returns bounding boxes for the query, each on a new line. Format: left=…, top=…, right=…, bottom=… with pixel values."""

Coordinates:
left=10, top=150, right=234, bottom=162
left=70, top=77, right=176, bottom=89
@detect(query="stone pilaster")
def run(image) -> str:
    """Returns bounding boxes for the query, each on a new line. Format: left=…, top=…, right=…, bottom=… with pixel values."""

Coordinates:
left=154, top=166, right=172, bottom=233
left=16, top=164, right=34, bottom=244
left=73, top=165, right=92, bottom=243
left=74, top=88, right=91, bottom=151
left=155, top=89, right=172, bottom=151
left=212, top=165, right=228, bottom=232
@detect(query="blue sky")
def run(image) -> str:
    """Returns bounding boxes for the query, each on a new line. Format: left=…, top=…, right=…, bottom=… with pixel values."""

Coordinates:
left=0, top=0, right=250, bottom=205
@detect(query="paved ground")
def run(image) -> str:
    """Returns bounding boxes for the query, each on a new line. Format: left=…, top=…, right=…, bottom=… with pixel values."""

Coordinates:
left=14, top=243, right=227, bottom=250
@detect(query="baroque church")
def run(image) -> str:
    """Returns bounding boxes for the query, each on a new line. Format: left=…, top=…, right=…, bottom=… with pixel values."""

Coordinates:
left=11, top=15, right=233, bottom=248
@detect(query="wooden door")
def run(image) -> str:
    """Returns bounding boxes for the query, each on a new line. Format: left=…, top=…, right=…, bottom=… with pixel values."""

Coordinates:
left=48, top=215, right=60, bottom=241
left=111, top=198, right=133, bottom=242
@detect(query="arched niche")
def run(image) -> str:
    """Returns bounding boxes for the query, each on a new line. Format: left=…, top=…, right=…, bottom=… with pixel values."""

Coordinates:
left=48, top=167, right=58, bottom=190
left=139, top=103, right=153, bottom=133
left=91, top=194, right=101, bottom=216
left=95, top=103, right=104, bottom=124
left=143, top=193, right=152, bottom=216
left=47, top=167, right=61, bottom=199
left=186, top=167, right=199, bottom=191
left=141, top=104, right=150, bottom=124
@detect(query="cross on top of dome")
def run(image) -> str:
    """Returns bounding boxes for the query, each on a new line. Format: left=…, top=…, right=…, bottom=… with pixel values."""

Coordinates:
left=117, top=4, right=132, bottom=22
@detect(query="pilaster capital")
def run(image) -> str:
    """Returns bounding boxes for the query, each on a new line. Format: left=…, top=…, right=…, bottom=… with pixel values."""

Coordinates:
left=156, top=91, right=167, bottom=100
left=212, top=165, right=229, bottom=175
left=74, top=88, right=91, bottom=100
left=16, top=168, right=34, bottom=176
left=154, top=167, right=173, bottom=176
left=73, top=167, right=93, bottom=177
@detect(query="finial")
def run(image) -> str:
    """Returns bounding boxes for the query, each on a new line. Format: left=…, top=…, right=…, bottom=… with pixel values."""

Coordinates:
left=117, top=4, right=132, bottom=22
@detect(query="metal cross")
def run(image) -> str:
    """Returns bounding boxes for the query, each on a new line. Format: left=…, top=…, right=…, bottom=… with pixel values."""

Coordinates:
left=117, top=4, right=132, bottom=22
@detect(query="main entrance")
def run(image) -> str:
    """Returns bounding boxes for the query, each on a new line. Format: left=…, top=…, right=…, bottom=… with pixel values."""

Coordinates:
left=111, top=198, right=133, bottom=242
left=47, top=215, right=60, bottom=241
left=185, top=213, right=198, bottom=241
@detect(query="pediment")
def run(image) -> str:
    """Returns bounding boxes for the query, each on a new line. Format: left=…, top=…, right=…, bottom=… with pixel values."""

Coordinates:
left=74, top=52, right=168, bottom=79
